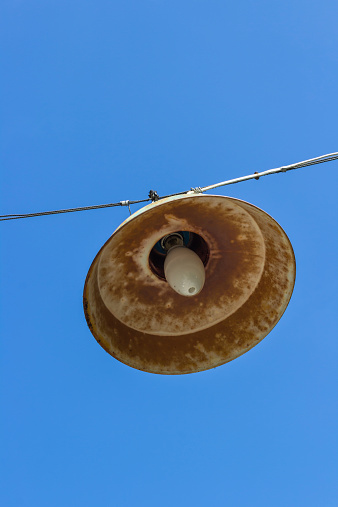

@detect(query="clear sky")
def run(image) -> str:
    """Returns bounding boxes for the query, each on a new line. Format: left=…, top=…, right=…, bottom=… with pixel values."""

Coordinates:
left=1, top=1, right=337, bottom=506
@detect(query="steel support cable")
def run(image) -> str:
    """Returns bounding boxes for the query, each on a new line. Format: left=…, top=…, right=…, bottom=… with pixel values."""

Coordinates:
left=0, top=199, right=151, bottom=221
left=1, top=152, right=337, bottom=221
left=192, top=152, right=338, bottom=193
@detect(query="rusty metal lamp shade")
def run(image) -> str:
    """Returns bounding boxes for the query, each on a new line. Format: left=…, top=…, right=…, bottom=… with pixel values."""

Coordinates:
left=83, top=194, right=295, bottom=375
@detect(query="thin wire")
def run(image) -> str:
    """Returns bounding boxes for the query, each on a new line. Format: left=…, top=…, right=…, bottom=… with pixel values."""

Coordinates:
left=1, top=152, right=337, bottom=221
left=0, top=199, right=151, bottom=221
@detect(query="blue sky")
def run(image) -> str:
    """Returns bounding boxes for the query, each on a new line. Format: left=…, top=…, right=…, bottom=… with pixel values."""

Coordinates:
left=1, top=1, right=337, bottom=506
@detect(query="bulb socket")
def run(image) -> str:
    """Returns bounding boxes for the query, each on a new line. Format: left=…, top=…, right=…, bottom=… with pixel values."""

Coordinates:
left=161, top=233, right=184, bottom=251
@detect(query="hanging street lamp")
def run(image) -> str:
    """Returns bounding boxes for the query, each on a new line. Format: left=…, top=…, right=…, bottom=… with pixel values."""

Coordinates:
left=83, top=193, right=295, bottom=375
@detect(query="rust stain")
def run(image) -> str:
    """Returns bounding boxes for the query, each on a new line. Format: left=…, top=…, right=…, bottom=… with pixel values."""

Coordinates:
left=97, top=197, right=265, bottom=336
left=83, top=194, right=296, bottom=375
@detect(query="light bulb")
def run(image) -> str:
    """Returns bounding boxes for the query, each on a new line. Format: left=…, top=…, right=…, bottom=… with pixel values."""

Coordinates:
left=164, top=246, right=205, bottom=297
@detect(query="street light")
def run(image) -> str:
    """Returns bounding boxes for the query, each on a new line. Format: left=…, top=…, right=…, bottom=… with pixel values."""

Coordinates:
left=84, top=194, right=295, bottom=375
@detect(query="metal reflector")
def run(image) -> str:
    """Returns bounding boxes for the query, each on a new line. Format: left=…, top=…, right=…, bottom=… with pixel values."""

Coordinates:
left=83, top=194, right=295, bottom=374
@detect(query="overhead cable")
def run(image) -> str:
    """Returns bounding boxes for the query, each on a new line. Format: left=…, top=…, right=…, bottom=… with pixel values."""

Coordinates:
left=190, top=152, right=338, bottom=193
left=0, top=199, right=150, bottom=221
left=1, top=152, right=337, bottom=222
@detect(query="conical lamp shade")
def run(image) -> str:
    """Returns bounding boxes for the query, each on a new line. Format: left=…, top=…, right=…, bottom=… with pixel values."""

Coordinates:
left=83, top=194, right=295, bottom=374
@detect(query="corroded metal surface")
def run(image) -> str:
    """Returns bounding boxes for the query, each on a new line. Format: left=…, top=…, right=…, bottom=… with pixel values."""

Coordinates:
left=83, top=194, right=296, bottom=374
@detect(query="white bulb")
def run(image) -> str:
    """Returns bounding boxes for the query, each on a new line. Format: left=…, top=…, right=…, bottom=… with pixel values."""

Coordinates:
left=164, top=246, right=205, bottom=297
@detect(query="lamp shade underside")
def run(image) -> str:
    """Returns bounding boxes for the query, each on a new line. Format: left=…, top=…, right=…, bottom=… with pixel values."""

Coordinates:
left=83, top=194, right=295, bottom=374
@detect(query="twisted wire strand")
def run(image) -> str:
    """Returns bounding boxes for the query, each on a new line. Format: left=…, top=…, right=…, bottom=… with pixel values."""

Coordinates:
left=0, top=199, right=151, bottom=221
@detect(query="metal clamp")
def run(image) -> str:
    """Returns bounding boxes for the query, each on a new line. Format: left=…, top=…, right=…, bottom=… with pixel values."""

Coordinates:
left=149, top=190, right=160, bottom=202
left=120, top=200, right=132, bottom=215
